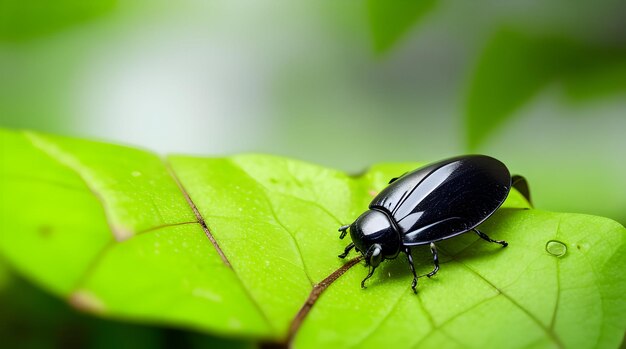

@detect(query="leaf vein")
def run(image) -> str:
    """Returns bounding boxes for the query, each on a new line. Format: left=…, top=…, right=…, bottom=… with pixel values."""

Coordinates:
left=25, top=132, right=129, bottom=241
left=287, top=256, right=363, bottom=344
left=283, top=169, right=345, bottom=225
left=164, top=159, right=277, bottom=333
left=229, top=160, right=316, bottom=285
left=441, top=248, right=565, bottom=348
left=411, top=294, right=499, bottom=349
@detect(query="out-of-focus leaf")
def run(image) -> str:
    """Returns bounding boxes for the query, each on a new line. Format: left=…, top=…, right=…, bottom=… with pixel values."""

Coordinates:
left=0, top=273, right=162, bottom=349
left=0, top=272, right=255, bottom=349
left=562, top=61, right=626, bottom=101
left=1, top=129, right=624, bottom=348
left=466, top=28, right=626, bottom=149
left=0, top=260, right=9, bottom=290
left=0, top=0, right=117, bottom=42
left=367, top=0, right=436, bottom=53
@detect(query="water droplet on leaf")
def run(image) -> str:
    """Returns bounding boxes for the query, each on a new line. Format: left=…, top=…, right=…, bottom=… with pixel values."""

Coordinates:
left=546, top=240, right=567, bottom=257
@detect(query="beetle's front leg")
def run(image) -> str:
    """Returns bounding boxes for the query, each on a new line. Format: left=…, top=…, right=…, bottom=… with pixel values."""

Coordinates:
left=404, top=247, right=418, bottom=293
left=338, top=242, right=355, bottom=259
left=338, top=224, right=350, bottom=239
left=361, top=265, right=378, bottom=289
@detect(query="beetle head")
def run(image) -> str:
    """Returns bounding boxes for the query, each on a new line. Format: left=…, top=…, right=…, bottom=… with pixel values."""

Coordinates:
left=349, top=209, right=401, bottom=264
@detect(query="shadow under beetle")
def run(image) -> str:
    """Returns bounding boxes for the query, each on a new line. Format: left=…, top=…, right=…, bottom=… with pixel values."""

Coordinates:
left=338, top=155, right=531, bottom=293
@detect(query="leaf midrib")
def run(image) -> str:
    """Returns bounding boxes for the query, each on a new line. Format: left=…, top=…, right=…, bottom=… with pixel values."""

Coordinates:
left=165, top=162, right=231, bottom=267
left=163, top=158, right=283, bottom=334
left=24, top=131, right=362, bottom=343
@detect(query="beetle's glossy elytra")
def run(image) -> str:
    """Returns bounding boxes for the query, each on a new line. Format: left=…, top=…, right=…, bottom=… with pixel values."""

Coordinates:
left=337, top=155, right=530, bottom=293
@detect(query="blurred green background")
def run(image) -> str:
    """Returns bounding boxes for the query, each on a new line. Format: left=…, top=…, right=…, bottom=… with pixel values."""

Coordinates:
left=1, top=0, right=625, bottom=347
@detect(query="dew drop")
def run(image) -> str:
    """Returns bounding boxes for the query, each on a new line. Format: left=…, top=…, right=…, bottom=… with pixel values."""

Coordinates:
left=546, top=240, right=567, bottom=257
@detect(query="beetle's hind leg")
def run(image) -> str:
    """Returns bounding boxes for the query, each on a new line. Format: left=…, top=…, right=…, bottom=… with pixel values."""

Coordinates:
left=473, top=228, right=508, bottom=247
left=403, top=247, right=419, bottom=293
left=425, top=242, right=440, bottom=278
left=338, top=242, right=355, bottom=259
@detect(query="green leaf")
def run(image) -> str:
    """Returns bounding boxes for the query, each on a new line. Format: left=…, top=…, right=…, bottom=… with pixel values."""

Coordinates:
left=1, top=128, right=625, bottom=348
left=0, top=271, right=255, bottom=349
left=294, top=210, right=626, bottom=348
left=465, top=28, right=626, bottom=149
left=367, top=0, right=436, bottom=53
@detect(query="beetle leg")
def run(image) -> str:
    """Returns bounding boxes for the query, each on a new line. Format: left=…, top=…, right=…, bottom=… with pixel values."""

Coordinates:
left=426, top=242, right=440, bottom=278
left=338, top=225, right=350, bottom=239
left=361, top=245, right=379, bottom=288
left=338, top=242, right=355, bottom=259
left=361, top=265, right=378, bottom=289
left=404, top=247, right=419, bottom=293
left=473, top=228, right=508, bottom=247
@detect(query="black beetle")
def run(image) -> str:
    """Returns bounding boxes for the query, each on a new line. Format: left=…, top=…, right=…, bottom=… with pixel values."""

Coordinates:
left=338, top=155, right=530, bottom=293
